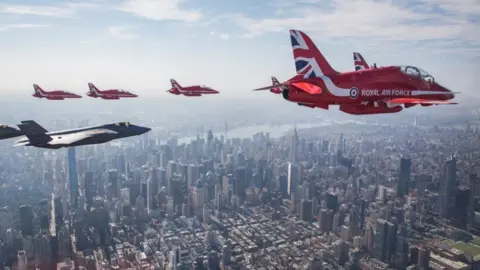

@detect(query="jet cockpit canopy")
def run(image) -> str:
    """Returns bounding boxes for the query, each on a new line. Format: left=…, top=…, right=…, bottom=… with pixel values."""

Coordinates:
left=0, top=125, right=9, bottom=128
left=399, top=66, right=435, bottom=83
left=201, top=85, right=212, bottom=89
left=115, top=121, right=131, bottom=127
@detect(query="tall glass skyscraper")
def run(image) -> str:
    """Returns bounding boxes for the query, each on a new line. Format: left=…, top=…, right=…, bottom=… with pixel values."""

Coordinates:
left=68, top=147, right=78, bottom=209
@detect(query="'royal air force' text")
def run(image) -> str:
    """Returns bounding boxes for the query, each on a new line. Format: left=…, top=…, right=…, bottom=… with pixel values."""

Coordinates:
left=361, top=89, right=411, bottom=96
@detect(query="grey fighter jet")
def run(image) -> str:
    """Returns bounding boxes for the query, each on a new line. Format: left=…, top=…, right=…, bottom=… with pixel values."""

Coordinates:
left=0, top=125, right=24, bottom=140
left=14, top=120, right=150, bottom=149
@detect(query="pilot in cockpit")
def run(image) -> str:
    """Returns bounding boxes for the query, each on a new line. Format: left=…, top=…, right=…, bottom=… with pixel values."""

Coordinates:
left=401, top=66, right=435, bottom=83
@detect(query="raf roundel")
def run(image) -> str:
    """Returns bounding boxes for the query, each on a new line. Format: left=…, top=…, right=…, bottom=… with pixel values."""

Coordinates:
left=350, top=87, right=359, bottom=99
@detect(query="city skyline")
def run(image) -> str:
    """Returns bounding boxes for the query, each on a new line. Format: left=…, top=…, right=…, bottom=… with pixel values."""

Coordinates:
left=0, top=0, right=478, bottom=98
left=0, top=120, right=478, bottom=269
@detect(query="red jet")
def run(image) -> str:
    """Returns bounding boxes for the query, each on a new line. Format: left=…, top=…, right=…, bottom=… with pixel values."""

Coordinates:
left=86, top=82, right=137, bottom=100
left=167, top=79, right=220, bottom=96
left=254, top=30, right=457, bottom=115
left=32, top=84, right=82, bottom=100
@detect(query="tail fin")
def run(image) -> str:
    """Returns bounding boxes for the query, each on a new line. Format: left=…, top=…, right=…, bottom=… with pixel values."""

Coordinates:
left=271, top=76, right=280, bottom=85
left=17, top=120, right=51, bottom=143
left=33, top=84, right=44, bottom=95
left=170, top=79, right=181, bottom=90
left=19, top=120, right=48, bottom=133
left=88, top=82, right=100, bottom=94
left=289, top=29, right=337, bottom=78
left=353, top=52, right=369, bottom=71
left=270, top=76, right=282, bottom=94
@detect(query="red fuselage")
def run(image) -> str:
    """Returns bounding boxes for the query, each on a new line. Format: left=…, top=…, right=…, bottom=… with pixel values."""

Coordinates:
left=282, top=66, right=453, bottom=111
left=87, top=90, right=137, bottom=99
left=168, top=86, right=219, bottom=96
left=33, top=90, right=82, bottom=100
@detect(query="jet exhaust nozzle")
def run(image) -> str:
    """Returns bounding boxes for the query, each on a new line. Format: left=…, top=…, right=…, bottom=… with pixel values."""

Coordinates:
left=281, top=85, right=289, bottom=100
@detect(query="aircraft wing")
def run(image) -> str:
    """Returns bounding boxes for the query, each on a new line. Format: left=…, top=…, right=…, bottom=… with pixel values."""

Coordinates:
left=47, top=129, right=118, bottom=146
left=387, top=98, right=457, bottom=105
left=253, top=85, right=286, bottom=91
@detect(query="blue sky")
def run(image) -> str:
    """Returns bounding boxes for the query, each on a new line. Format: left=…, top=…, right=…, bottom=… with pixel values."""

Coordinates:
left=0, top=0, right=479, bottom=99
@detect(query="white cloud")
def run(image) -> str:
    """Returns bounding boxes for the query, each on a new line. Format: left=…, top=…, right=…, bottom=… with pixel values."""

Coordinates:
left=0, top=2, right=95, bottom=17
left=0, top=24, right=49, bottom=31
left=79, top=39, right=98, bottom=44
left=107, top=25, right=139, bottom=40
left=419, top=0, right=480, bottom=17
left=233, top=0, right=480, bottom=51
left=219, top=33, right=230, bottom=40
left=118, top=0, right=201, bottom=22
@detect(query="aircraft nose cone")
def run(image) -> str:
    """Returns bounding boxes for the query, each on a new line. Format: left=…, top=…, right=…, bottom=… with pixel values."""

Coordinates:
left=436, top=83, right=455, bottom=100
left=140, top=127, right=151, bottom=134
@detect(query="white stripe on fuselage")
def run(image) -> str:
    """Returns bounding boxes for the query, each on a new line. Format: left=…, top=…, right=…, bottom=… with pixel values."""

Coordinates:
left=36, top=87, right=72, bottom=98
left=35, top=87, right=46, bottom=97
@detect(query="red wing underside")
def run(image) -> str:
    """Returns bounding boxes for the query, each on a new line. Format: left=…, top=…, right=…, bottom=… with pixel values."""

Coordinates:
left=388, top=98, right=457, bottom=105
left=291, top=82, right=322, bottom=94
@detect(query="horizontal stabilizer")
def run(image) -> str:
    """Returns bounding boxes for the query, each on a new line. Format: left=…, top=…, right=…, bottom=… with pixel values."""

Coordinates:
left=291, top=82, right=322, bottom=94
left=253, top=84, right=286, bottom=91
left=388, top=98, right=457, bottom=105
left=14, top=141, right=30, bottom=147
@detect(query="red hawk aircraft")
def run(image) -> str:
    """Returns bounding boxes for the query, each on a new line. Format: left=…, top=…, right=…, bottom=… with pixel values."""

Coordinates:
left=167, top=79, right=219, bottom=96
left=32, top=84, right=82, bottom=100
left=86, top=83, right=137, bottom=100
left=254, top=30, right=457, bottom=115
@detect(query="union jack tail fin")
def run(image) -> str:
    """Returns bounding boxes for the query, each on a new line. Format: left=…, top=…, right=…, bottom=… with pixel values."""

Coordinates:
left=289, top=29, right=337, bottom=78
left=170, top=79, right=181, bottom=90
left=33, top=84, right=44, bottom=94
left=271, top=76, right=280, bottom=85
left=353, top=52, right=369, bottom=71
left=88, top=82, right=100, bottom=94
left=270, top=76, right=281, bottom=94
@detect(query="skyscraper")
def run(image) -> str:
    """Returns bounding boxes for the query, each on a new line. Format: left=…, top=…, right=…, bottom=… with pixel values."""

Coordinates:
left=84, top=172, right=95, bottom=209
left=397, top=158, right=411, bottom=197
left=67, top=147, right=78, bottom=209
left=468, top=173, right=478, bottom=228
left=290, top=126, right=299, bottom=163
left=19, top=205, right=33, bottom=236
left=287, top=163, right=298, bottom=196
left=373, top=218, right=388, bottom=262
left=439, top=157, right=457, bottom=219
